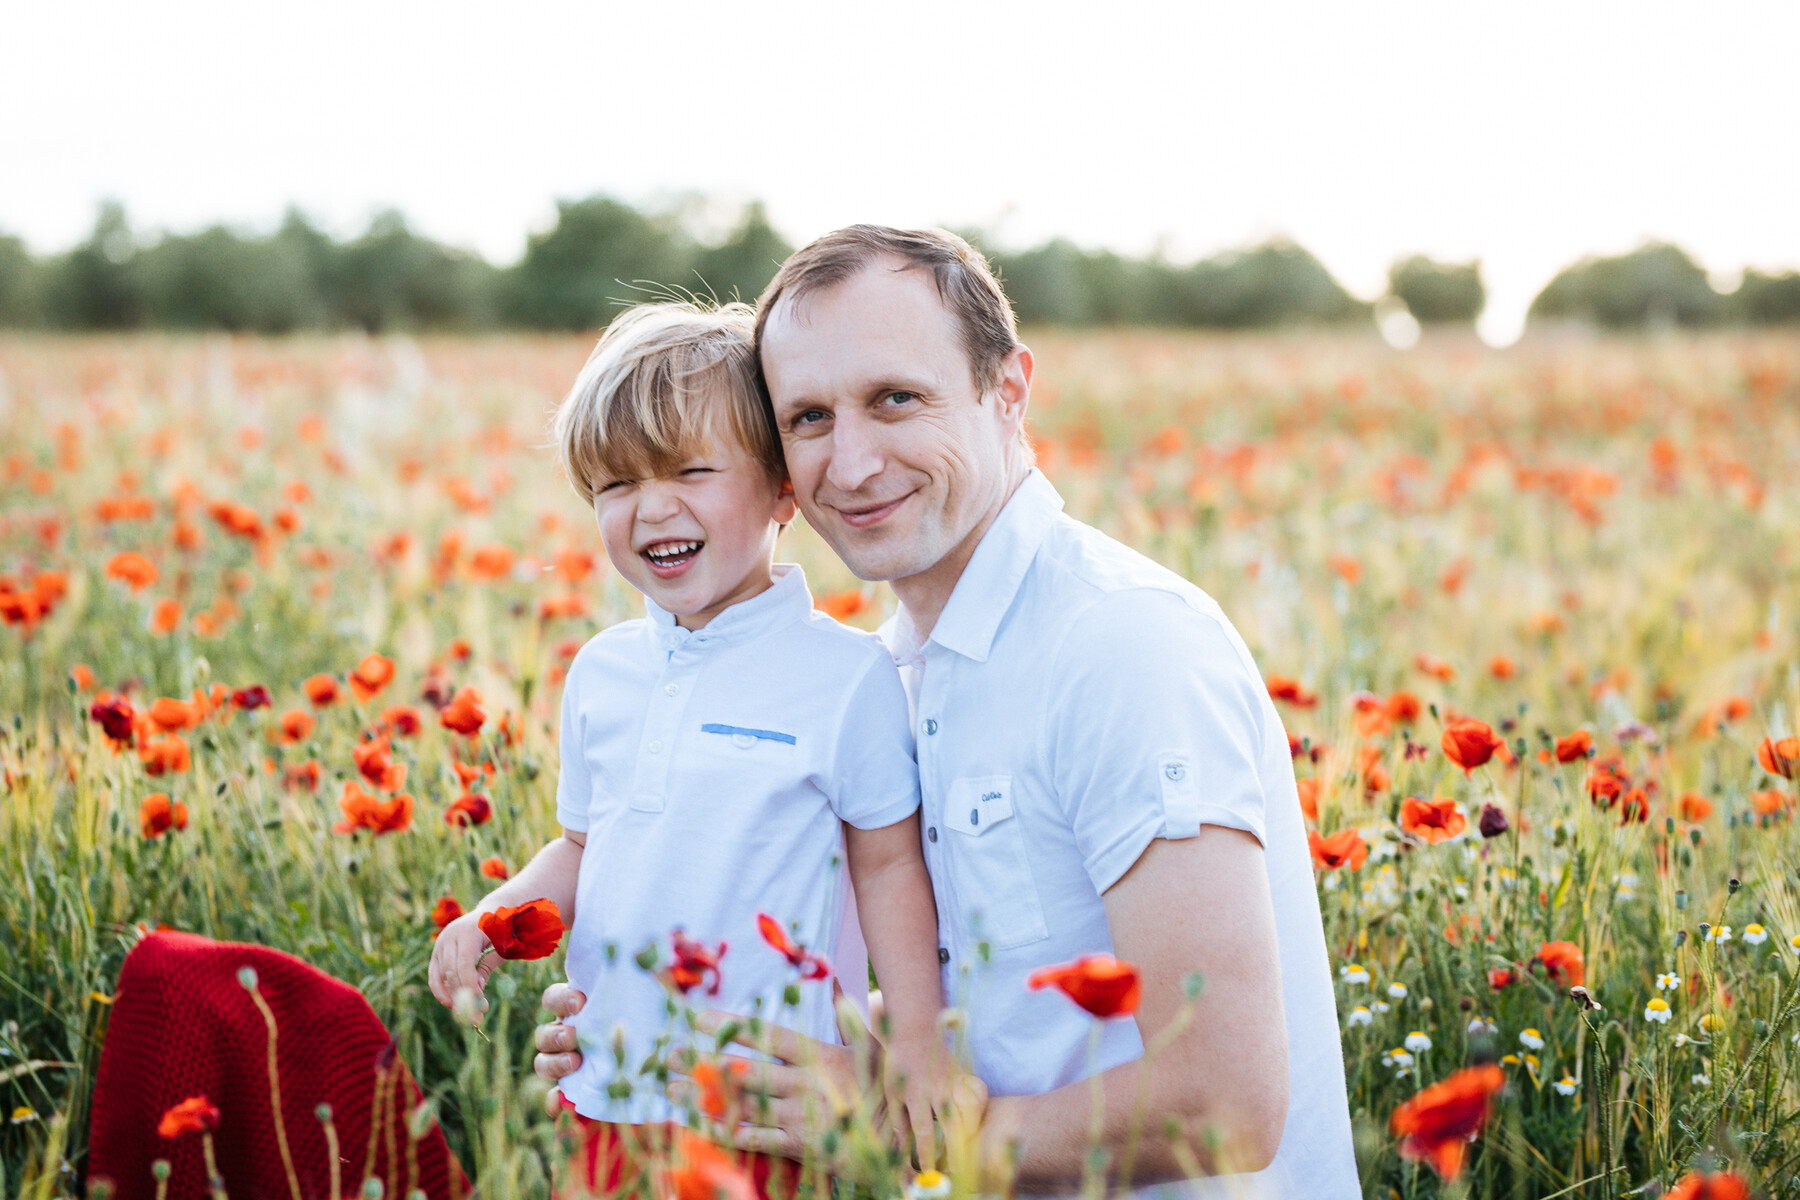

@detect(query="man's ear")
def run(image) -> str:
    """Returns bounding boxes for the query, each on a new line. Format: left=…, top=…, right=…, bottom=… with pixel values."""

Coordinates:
left=992, top=343, right=1034, bottom=437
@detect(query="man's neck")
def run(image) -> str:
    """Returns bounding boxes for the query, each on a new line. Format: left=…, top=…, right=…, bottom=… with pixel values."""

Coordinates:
left=891, top=462, right=1032, bottom=643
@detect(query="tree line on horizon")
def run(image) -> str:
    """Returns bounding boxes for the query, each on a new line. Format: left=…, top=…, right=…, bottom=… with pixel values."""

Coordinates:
left=1, top=197, right=1797, bottom=335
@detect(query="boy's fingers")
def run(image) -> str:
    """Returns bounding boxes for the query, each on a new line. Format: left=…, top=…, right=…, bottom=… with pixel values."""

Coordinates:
left=534, top=1020, right=580, bottom=1055
left=541, top=982, right=587, bottom=1018
left=730, top=1123, right=805, bottom=1163
left=534, top=1050, right=581, bottom=1083
left=905, top=1097, right=936, bottom=1171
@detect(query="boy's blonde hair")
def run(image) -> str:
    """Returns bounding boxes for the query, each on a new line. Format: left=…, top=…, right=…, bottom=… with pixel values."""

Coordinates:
left=554, top=301, right=784, bottom=507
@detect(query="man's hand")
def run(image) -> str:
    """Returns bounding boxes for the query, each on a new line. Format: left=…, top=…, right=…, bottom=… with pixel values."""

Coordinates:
left=428, top=912, right=496, bottom=1023
left=880, top=1034, right=957, bottom=1170
left=670, top=1008, right=867, bottom=1163
left=533, top=982, right=587, bottom=1117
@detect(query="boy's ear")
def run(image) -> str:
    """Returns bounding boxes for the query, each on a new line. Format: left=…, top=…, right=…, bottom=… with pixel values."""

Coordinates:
left=773, top=477, right=799, bottom=526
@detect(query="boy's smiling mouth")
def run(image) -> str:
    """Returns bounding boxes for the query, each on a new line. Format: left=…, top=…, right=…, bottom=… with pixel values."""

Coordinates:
left=641, top=538, right=705, bottom=578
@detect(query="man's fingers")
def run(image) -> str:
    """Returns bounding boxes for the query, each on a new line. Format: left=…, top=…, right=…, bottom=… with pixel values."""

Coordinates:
left=729, top=1122, right=806, bottom=1163
left=534, top=1020, right=580, bottom=1056
left=533, top=1051, right=582, bottom=1083
left=905, top=1097, right=936, bottom=1172
left=544, top=1086, right=564, bottom=1119
left=541, top=982, right=587, bottom=1018
left=694, top=1009, right=811, bottom=1064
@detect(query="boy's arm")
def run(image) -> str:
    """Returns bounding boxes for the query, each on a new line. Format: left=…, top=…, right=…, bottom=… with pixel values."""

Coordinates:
left=428, top=828, right=587, bottom=1022
left=845, top=814, right=950, bottom=1161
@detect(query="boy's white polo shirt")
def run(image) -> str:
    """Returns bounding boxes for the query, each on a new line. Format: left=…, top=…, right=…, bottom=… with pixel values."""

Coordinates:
left=880, top=470, right=1357, bottom=1200
left=555, top=563, right=919, bottom=1125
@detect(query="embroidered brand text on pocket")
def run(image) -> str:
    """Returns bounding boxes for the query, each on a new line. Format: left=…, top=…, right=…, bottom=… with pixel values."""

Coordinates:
left=944, top=775, right=1046, bottom=949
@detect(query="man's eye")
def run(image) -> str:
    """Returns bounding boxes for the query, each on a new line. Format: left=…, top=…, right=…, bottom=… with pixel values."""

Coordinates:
left=882, top=391, right=919, bottom=407
left=792, top=410, right=828, bottom=428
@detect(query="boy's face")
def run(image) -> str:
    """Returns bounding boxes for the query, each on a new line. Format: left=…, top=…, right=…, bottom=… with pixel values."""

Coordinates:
left=591, top=407, right=798, bottom=632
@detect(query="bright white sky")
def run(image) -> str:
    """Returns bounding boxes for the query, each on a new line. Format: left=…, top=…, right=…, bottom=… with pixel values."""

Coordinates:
left=6, top=0, right=1798, bottom=343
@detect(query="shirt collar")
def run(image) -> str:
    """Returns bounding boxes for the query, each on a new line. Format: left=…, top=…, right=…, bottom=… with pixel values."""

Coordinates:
left=924, top=469, right=1064, bottom=663
left=642, top=562, right=812, bottom=654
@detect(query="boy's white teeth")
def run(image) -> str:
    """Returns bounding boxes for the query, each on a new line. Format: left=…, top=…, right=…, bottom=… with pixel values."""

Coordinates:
left=646, top=541, right=701, bottom=560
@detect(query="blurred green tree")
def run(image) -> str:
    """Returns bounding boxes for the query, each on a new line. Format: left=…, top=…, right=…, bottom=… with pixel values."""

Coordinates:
left=692, top=203, right=792, bottom=305
left=1388, top=256, right=1484, bottom=323
left=500, top=197, right=691, bottom=330
left=39, top=202, right=143, bottom=329
left=1529, top=242, right=1721, bottom=329
left=1729, top=269, right=1800, bottom=325
left=0, top=234, right=44, bottom=327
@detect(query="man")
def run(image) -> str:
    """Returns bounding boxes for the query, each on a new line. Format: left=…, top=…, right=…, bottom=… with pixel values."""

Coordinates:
left=536, top=226, right=1358, bottom=1198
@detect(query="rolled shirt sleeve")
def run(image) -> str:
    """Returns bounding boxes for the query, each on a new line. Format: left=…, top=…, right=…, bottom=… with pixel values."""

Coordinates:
left=1048, top=587, right=1272, bottom=894
left=827, top=649, right=923, bottom=831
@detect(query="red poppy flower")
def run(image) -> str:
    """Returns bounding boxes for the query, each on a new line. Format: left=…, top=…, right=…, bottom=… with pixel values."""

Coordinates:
left=381, top=704, right=422, bottom=736
left=479, top=856, right=509, bottom=880
left=432, top=896, right=464, bottom=931
left=440, top=686, right=487, bottom=737
left=1414, top=653, right=1456, bottom=682
left=1027, top=954, right=1143, bottom=1018
left=140, top=793, right=189, bottom=838
left=349, top=653, right=396, bottom=703
left=1678, top=791, right=1713, bottom=822
left=69, top=664, right=95, bottom=692
left=1619, top=787, right=1649, bottom=823
left=352, top=735, right=407, bottom=792
left=479, top=898, right=565, bottom=961
left=1400, top=797, right=1465, bottom=844
left=231, top=685, right=271, bottom=711
left=665, top=1129, right=756, bottom=1200
left=1308, top=828, right=1369, bottom=871
left=446, top=793, right=493, bottom=828
left=277, top=708, right=315, bottom=743
left=1535, top=940, right=1585, bottom=988
left=662, top=929, right=727, bottom=995
left=1751, top=789, right=1792, bottom=819
left=283, top=759, right=321, bottom=792
left=334, top=781, right=413, bottom=835
left=1554, top=730, right=1594, bottom=763
left=1383, top=691, right=1422, bottom=723
left=106, top=551, right=159, bottom=592
left=157, top=1095, right=221, bottom=1139
left=1441, top=719, right=1504, bottom=773
left=1388, top=1063, right=1505, bottom=1179
left=1295, top=778, right=1321, bottom=822
left=149, top=598, right=184, bottom=636
left=1758, top=736, right=1800, bottom=780
left=1487, top=967, right=1513, bottom=991
left=303, top=674, right=339, bottom=706
left=1665, top=1170, right=1750, bottom=1200
left=1350, top=692, right=1391, bottom=738
left=756, top=913, right=831, bottom=980
left=692, top=1057, right=752, bottom=1120
left=1488, top=655, right=1517, bottom=679
left=138, top=734, right=191, bottom=777
left=1266, top=675, right=1319, bottom=708
left=89, top=696, right=136, bottom=745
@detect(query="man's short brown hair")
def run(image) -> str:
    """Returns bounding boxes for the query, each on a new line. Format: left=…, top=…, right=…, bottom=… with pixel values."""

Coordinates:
left=753, top=225, right=1020, bottom=392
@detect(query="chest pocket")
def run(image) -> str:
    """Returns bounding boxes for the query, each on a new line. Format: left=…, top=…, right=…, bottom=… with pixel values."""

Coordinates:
left=943, top=775, right=1047, bottom=950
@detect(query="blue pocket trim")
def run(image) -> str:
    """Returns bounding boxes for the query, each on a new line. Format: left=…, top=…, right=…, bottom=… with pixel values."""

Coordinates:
left=700, top=723, right=797, bottom=746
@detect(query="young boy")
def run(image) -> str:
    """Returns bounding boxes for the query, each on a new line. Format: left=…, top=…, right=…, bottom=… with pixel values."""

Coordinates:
left=428, top=301, right=949, bottom=1193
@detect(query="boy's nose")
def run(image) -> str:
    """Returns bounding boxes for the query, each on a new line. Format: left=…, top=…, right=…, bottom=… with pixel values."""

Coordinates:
left=636, top=480, right=683, bottom=521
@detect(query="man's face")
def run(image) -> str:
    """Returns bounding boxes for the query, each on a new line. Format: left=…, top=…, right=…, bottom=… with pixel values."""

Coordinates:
left=760, top=260, right=1024, bottom=586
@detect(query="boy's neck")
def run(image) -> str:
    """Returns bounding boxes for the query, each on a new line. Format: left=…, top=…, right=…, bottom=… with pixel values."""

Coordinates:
left=670, top=565, right=780, bottom=632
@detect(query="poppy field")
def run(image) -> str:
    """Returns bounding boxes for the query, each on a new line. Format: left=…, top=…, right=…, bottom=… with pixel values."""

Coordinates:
left=2, top=329, right=1799, bottom=1198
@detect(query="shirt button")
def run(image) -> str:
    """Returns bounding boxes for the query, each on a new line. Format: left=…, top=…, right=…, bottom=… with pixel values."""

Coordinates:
left=665, top=683, right=680, bottom=697
left=648, top=740, right=664, bottom=754
left=937, top=947, right=950, bottom=965
left=927, top=826, right=938, bottom=842
left=1165, top=763, right=1186, bottom=781
left=924, top=719, right=938, bottom=736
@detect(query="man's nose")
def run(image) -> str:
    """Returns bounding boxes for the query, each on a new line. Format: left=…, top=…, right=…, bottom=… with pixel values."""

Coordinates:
left=825, top=412, right=884, bottom=494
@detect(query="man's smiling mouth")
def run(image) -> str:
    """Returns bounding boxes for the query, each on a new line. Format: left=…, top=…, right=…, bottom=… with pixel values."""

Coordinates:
left=836, top=491, right=914, bottom=529
left=641, top=538, right=704, bottom=576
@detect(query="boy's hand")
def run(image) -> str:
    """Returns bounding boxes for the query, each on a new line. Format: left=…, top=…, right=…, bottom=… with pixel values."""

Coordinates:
left=428, top=911, right=497, bottom=1023
left=881, top=1035, right=963, bottom=1171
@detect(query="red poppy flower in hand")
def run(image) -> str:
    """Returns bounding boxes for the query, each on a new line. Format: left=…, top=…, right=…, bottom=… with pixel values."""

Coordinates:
left=756, top=912, right=831, bottom=980
left=662, top=929, right=727, bottom=996
left=478, top=898, right=564, bottom=961
left=1027, top=954, right=1143, bottom=1018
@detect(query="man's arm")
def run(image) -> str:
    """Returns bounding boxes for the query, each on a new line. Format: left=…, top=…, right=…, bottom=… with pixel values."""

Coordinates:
left=980, top=828, right=1289, bottom=1187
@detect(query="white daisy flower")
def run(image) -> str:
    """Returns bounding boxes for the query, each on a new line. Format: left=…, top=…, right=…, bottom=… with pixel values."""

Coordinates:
left=1524, top=1053, right=1540, bottom=1075
left=1340, top=963, right=1370, bottom=985
left=1674, top=1033, right=1693, bottom=1048
left=1500, top=1053, right=1520, bottom=1066
left=907, top=1172, right=952, bottom=1200
left=1790, top=934, right=1800, bottom=953
left=1347, top=1006, right=1373, bottom=1027
left=1744, top=924, right=1768, bottom=945
left=1404, top=1031, right=1432, bottom=1052
left=1553, top=1075, right=1578, bottom=1096
left=1467, top=1017, right=1497, bottom=1036
left=1383, top=1048, right=1414, bottom=1071
left=1387, top=982, right=1408, bottom=999
left=1520, top=1028, right=1545, bottom=1050
left=1707, top=925, right=1732, bottom=944
left=1692, top=1072, right=1710, bottom=1086
left=9, top=1106, right=37, bottom=1125
left=1372, top=1001, right=1391, bottom=1013
left=1644, top=998, right=1672, bottom=1023
left=1656, top=972, right=1681, bottom=991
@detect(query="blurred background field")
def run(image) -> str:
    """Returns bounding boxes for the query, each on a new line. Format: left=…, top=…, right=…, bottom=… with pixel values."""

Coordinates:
left=3, top=323, right=1800, bottom=1196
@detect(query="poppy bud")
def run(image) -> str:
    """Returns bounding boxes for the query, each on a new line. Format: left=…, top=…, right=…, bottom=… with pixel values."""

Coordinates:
left=1478, top=803, right=1510, bottom=839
